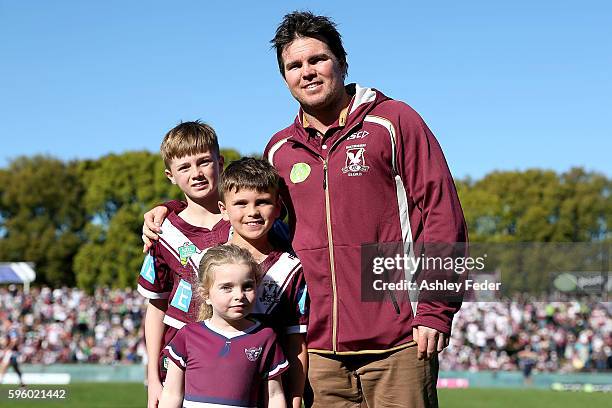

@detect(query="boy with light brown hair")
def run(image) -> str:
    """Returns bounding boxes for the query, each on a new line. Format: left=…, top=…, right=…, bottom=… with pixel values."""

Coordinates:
left=137, top=120, right=230, bottom=408
left=218, top=157, right=309, bottom=408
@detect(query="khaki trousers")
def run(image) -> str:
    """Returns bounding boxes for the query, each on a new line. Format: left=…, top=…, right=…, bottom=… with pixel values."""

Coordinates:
left=308, top=345, right=438, bottom=408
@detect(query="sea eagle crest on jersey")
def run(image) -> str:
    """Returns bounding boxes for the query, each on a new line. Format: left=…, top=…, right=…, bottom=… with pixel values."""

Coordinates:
left=244, top=346, right=262, bottom=362
left=178, top=242, right=200, bottom=266
left=342, top=145, right=369, bottom=175
left=260, top=280, right=280, bottom=307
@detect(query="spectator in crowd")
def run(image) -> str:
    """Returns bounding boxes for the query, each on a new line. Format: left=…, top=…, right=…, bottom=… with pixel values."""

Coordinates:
left=0, top=317, right=25, bottom=387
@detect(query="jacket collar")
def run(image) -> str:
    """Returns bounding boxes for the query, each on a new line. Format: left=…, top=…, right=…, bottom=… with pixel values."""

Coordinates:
left=291, top=84, right=384, bottom=143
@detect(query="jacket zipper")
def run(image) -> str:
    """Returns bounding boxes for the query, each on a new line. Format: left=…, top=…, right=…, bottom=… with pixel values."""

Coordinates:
left=321, top=123, right=361, bottom=353
left=321, top=159, right=339, bottom=352
left=290, top=122, right=361, bottom=353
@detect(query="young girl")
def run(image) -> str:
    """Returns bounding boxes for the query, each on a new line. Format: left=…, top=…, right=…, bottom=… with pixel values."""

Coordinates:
left=158, top=244, right=287, bottom=408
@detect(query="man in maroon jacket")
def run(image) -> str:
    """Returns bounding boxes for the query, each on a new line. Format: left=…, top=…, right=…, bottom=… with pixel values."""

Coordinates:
left=264, top=12, right=467, bottom=407
left=144, top=11, right=467, bottom=408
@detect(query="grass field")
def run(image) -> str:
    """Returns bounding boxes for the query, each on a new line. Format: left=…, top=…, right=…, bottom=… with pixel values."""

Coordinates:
left=438, top=388, right=610, bottom=408
left=1, top=384, right=611, bottom=407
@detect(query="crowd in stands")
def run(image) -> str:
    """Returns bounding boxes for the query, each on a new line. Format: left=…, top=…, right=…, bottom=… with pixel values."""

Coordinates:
left=1, top=286, right=611, bottom=372
left=443, top=297, right=612, bottom=372
left=0, top=285, right=145, bottom=365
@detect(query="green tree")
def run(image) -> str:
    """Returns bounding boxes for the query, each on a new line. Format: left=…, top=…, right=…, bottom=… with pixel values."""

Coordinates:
left=2, top=149, right=607, bottom=293
left=0, top=156, right=86, bottom=285
left=74, top=151, right=182, bottom=291
left=556, top=168, right=611, bottom=242
left=73, top=148, right=245, bottom=291
left=458, top=168, right=610, bottom=243
left=457, top=168, right=610, bottom=294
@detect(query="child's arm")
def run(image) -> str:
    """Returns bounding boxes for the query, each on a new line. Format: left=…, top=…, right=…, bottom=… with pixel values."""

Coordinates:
left=263, top=377, right=286, bottom=408
left=142, top=201, right=185, bottom=251
left=280, top=264, right=309, bottom=408
left=145, top=299, right=167, bottom=408
left=158, top=361, right=184, bottom=408
left=283, top=333, right=307, bottom=408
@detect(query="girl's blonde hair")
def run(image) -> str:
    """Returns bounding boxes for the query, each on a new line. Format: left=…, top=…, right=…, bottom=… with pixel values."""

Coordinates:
left=197, top=244, right=260, bottom=321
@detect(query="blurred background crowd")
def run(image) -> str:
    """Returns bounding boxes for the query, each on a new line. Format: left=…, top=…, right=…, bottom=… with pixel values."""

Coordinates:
left=443, top=297, right=612, bottom=372
left=1, top=285, right=611, bottom=372
left=0, top=286, right=145, bottom=365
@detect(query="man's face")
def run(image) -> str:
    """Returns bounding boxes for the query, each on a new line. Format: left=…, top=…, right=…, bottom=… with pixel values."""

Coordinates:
left=165, top=150, right=223, bottom=203
left=281, top=36, right=346, bottom=114
left=219, top=188, right=280, bottom=246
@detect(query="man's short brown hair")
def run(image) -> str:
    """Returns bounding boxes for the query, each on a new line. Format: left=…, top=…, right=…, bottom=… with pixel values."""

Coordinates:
left=271, top=11, right=348, bottom=79
left=219, top=157, right=280, bottom=202
left=160, top=120, right=220, bottom=169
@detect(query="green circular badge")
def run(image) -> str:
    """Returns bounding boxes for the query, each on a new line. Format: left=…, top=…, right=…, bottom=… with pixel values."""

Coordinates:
left=290, top=163, right=311, bottom=184
left=553, top=273, right=577, bottom=292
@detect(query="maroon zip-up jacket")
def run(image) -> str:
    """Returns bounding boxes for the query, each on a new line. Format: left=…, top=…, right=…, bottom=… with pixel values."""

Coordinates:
left=264, top=84, right=468, bottom=354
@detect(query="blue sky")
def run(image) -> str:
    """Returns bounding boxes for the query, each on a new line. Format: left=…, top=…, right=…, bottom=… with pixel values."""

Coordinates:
left=1, top=0, right=610, bottom=179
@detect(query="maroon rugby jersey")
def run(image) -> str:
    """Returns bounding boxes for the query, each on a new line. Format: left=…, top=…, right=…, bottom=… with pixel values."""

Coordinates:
left=252, top=250, right=309, bottom=335
left=163, top=320, right=288, bottom=407
left=137, top=212, right=232, bottom=330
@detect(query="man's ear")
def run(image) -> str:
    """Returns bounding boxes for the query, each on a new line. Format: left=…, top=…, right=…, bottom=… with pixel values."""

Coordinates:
left=165, top=169, right=176, bottom=184
left=341, top=60, right=349, bottom=80
left=218, top=200, right=230, bottom=221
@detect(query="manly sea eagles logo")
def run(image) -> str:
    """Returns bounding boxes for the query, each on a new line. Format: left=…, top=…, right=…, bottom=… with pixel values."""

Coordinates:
left=245, top=346, right=263, bottom=362
left=259, top=280, right=280, bottom=307
left=342, top=147, right=370, bottom=175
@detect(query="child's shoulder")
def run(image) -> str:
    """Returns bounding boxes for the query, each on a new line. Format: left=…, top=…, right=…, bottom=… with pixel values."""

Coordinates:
left=163, top=213, right=230, bottom=240
left=182, top=321, right=207, bottom=334
left=153, top=216, right=231, bottom=265
left=264, top=250, right=302, bottom=271
left=249, top=321, right=279, bottom=342
left=243, top=318, right=270, bottom=333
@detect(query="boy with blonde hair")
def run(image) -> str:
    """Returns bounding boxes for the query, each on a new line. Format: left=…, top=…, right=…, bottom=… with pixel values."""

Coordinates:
left=137, top=120, right=230, bottom=408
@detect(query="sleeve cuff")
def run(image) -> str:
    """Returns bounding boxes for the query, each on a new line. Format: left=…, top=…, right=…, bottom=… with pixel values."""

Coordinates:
left=162, top=345, right=186, bottom=371
left=285, top=325, right=307, bottom=335
left=137, top=285, right=170, bottom=300
left=411, top=315, right=452, bottom=335
left=265, top=359, right=289, bottom=380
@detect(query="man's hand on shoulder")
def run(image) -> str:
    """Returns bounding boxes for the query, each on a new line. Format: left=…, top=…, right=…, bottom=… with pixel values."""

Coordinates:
left=413, top=326, right=450, bottom=360
left=142, top=206, right=169, bottom=252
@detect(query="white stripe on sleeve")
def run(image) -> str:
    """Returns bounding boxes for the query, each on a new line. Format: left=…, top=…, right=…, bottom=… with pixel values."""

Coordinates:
left=137, top=285, right=170, bottom=300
